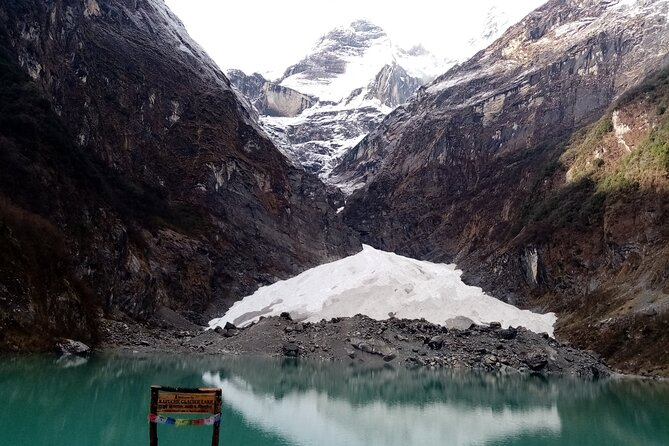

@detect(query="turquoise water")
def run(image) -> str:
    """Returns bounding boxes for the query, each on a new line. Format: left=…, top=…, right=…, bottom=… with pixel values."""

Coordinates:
left=1, top=354, right=668, bottom=446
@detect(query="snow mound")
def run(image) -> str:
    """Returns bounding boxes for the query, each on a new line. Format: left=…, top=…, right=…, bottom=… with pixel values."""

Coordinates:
left=209, top=245, right=556, bottom=335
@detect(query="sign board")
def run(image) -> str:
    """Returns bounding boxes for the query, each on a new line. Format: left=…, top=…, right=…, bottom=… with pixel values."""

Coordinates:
left=157, top=392, right=217, bottom=414
left=149, top=385, right=222, bottom=446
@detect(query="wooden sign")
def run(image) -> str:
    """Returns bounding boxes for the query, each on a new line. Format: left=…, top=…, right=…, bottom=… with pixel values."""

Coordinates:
left=149, top=385, right=222, bottom=446
left=157, top=392, right=217, bottom=414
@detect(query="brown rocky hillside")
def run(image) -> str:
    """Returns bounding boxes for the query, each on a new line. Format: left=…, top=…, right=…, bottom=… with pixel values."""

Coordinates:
left=341, top=0, right=669, bottom=375
left=0, top=0, right=359, bottom=351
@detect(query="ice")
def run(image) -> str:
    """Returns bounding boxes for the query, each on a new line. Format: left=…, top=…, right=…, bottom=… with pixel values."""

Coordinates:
left=260, top=98, right=385, bottom=179
left=209, top=245, right=556, bottom=335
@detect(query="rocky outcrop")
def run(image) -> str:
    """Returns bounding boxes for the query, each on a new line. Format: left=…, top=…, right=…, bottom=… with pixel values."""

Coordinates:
left=0, top=0, right=359, bottom=350
left=227, top=70, right=316, bottom=118
left=227, top=69, right=266, bottom=104
left=340, top=0, right=669, bottom=374
left=364, top=63, right=423, bottom=108
left=259, top=83, right=316, bottom=117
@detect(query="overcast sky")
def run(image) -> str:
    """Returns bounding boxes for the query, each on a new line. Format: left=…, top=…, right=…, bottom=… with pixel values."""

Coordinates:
left=165, top=0, right=546, bottom=77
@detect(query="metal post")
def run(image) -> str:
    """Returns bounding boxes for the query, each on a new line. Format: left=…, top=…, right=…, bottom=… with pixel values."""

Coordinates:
left=212, top=389, right=222, bottom=446
left=150, top=385, right=160, bottom=446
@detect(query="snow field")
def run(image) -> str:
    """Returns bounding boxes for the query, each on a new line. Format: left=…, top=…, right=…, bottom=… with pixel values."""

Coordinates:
left=209, top=245, right=556, bottom=335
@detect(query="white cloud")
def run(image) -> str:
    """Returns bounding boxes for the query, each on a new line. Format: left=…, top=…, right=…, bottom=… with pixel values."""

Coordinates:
left=164, top=0, right=546, bottom=77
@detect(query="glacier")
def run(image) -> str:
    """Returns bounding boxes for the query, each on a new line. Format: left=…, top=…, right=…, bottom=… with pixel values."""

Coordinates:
left=209, top=245, right=556, bottom=335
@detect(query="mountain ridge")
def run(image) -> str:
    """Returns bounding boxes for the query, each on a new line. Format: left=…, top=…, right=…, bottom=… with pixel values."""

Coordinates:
left=228, top=14, right=517, bottom=184
left=340, top=0, right=669, bottom=374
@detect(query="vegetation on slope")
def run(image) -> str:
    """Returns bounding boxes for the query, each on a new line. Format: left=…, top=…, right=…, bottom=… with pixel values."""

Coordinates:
left=512, top=66, right=669, bottom=375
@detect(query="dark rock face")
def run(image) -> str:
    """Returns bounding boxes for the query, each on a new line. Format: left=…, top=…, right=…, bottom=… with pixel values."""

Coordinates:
left=227, top=70, right=316, bottom=118
left=339, top=0, right=669, bottom=374
left=227, top=69, right=267, bottom=105
left=364, top=63, right=423, bottom=108
left=0, top=0, right=359, bottom=350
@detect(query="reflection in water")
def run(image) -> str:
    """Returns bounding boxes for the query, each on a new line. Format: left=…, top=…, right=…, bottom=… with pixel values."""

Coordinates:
left=0, top=354, right=668, bottom=446
left=204, top=371, right=559, bottom=446
left=55, top=354, right=89, bottom=368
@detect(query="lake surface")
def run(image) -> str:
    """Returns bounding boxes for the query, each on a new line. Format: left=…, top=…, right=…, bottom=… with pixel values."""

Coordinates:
left=1, top=354, right=668, bottom=446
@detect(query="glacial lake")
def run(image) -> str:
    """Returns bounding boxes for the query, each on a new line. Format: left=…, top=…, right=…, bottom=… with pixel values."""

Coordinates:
left=1, top=354, right=668, bottom=446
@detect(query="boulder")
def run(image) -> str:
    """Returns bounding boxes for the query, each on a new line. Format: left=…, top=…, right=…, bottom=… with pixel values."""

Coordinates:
left=427, top=335, right=444, bottom=350
left=498, top=327, right=518, bottom=340
left=444, top=316, right=475, bottom=330
left=224, top=322, right=236, bottom=330
left=525, top=351, right=549, bottom=371
left=282, top=343, right=299, bottom=357
left=57, top=339, right=90, bottom=356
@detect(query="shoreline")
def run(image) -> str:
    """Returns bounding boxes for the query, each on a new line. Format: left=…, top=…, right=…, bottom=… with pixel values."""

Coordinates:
left=97, top=313, right=612, bottom=379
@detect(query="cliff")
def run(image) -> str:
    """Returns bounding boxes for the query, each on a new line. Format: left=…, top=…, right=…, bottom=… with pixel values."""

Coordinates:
left=0, top=0, right=359, bottom=350
left=341, top=0, right=669, bottom=374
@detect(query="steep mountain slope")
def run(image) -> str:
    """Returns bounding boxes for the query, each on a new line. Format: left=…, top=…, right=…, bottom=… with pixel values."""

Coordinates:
left=0, top=44, right=101, bottom=349
left=341, top=0, right=669, bottom=374
left=0, top=0, right=358, bottom=350
left=230, top=14, right=519, bottom=184
left=514, top=67, right=669, bottom=374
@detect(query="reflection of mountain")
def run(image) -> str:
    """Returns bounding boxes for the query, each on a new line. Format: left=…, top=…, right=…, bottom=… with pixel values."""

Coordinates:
left=205, top=358, right=568, bottom=408
left=2, top=355, right=669, bottom=446
left=201, top=357, right=669, bottom=446
left=205, top=371, right=559, bottom=446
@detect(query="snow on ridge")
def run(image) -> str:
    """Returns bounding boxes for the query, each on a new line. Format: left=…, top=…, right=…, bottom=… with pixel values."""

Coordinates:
left=280, top=36, right=395, bottom=102
left=278, top=19, right=449, bottom=103
left=426, top=0, right=669, bottom=96
left=209, top=245, right=556, bottom=335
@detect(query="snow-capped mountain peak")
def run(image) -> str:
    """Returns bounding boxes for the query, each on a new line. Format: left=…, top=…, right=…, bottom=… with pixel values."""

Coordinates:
left=278, top=20, right=430, bottom=103
left=312, top=19, right=387, bottom=53
left=228, top=12, right=532, bottom=185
